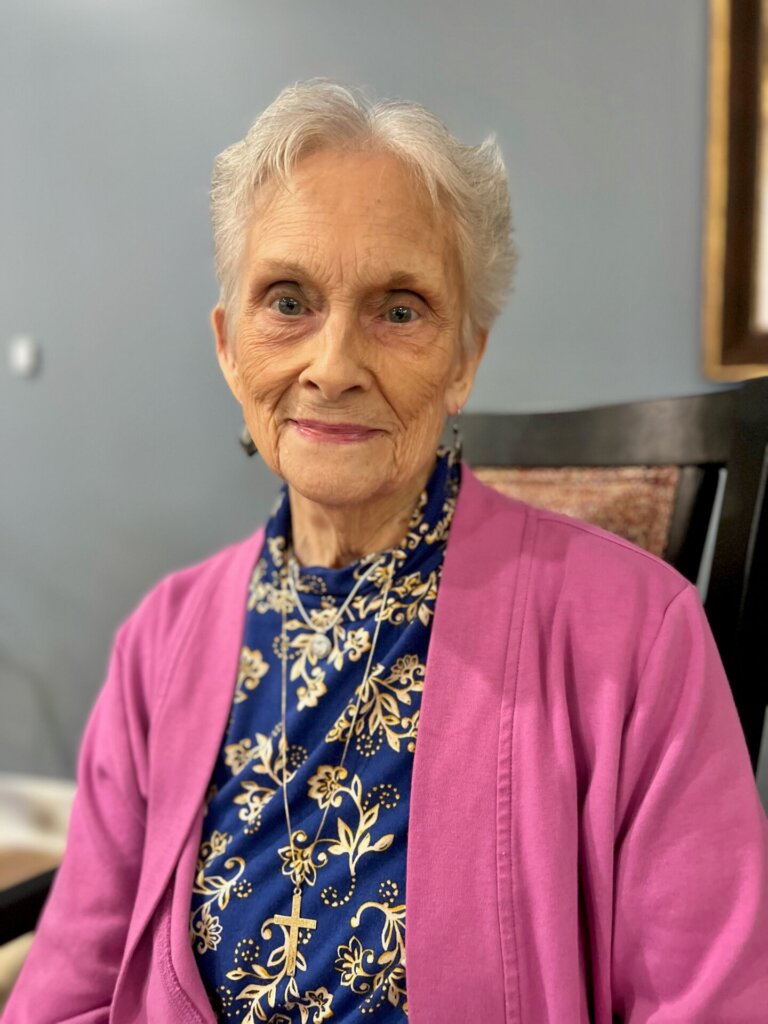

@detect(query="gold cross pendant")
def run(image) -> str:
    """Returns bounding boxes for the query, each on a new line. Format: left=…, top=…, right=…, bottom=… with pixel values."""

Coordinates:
left=273, top=891, right=317, bottom=976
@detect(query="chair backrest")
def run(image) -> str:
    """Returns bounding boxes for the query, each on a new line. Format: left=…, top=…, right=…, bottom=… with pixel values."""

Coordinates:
left=704, top=379, right=768, bottom=772
left=468, top=464, right=701, bottom=569
left=449, top=379, right=768, bottom=771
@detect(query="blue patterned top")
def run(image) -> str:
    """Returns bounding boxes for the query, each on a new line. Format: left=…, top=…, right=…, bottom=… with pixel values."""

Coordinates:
left=190, top=448, right=460, bottom=1023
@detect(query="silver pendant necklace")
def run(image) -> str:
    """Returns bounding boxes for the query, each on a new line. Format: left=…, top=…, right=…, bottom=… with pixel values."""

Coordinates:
left=285, top=551, right=387, bottom=660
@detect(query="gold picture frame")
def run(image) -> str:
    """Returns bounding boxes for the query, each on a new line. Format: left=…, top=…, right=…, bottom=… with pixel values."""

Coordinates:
left=703, top=0, right=768, bottom=379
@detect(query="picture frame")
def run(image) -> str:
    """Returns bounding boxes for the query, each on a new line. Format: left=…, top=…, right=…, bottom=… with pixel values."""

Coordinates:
left=703, top=0, right=768, bottom=380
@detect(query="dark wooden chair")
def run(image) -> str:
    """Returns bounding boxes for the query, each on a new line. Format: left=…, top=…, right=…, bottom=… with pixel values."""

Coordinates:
left=0, top=867, right=57, bottom=946
left=445, top=378, right=768, bottom=774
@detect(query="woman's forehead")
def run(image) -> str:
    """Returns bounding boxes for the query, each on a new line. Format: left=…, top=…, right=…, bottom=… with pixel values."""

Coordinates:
left=242, top=152, right=458, bottom=292
left=261, top=147, right=434, bottom=207
left=252, top=151, right=444, bottom=236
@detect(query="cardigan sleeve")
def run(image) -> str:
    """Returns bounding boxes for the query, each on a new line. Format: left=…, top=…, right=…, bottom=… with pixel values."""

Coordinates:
left=611, top=582, right=768, bottom=1021
left=2, top=633, right=148, bottom=1024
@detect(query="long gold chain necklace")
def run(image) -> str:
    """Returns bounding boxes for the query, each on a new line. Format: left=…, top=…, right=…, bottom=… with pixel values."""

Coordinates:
left=275, top=554, right=395, bottom=977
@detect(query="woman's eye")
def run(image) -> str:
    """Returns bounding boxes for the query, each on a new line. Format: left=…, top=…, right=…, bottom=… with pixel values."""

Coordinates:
left=272, top=295, right=305, bottom=316
left=386, top=305, right=418, bottom=324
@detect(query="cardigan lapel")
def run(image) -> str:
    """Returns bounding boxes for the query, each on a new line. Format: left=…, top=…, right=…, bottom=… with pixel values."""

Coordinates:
left=123, top=528, right=266, bottom=966
left=404, top=466, right=531, bottom=1023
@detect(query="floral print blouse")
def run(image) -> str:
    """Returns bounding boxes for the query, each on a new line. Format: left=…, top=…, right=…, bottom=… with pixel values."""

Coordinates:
left=190, top=447, right=460, bottom=1023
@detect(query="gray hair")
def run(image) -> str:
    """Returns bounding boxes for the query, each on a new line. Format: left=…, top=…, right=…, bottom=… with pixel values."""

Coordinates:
left=211, top=79, right=517, bottom=354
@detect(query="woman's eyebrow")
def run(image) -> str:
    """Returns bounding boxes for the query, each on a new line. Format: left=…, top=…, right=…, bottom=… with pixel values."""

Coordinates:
left=256, top=258, right=309, bottom=281
left=382, top=271, right=433, bottom=293
left=254, top=259, right=436, bottom=293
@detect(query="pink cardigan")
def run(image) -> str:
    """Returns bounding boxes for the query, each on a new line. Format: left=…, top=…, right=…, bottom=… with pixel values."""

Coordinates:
left=4, top=467, right=767, bottom=1023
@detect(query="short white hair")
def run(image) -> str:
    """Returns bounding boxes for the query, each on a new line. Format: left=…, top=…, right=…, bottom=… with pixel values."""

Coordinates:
left=211, top=78, right=517, bottom=354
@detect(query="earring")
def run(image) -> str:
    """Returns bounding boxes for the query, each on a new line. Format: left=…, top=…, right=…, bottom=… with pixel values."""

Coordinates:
left=239, top=422, right=258, bottom=457
left=451, top=405, right=463, bottom=463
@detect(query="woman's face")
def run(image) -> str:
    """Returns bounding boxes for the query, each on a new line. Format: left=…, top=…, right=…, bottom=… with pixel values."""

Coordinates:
left=214, top=148, right=485, bottom=511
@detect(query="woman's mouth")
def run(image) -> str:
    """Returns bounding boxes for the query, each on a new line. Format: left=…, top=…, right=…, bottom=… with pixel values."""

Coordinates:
left=289, top=419, right=383, bottom=444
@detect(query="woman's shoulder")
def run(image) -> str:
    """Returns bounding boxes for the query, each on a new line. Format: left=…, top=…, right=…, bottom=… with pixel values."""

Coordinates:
left=459, top=464, right=692, bottom=608
left=115, top=526, right=266, bottom=653
left=458, top=469, right=707, bottom=701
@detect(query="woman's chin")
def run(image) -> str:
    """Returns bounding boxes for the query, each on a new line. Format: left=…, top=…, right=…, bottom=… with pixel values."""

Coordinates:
left=278, top=443, right=392, bottom=509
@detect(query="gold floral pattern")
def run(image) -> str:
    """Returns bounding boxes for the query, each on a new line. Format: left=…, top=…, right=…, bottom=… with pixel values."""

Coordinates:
left=196, top=771, right=405, bottom=1020
left=190, top=830, right=253, bottom=955
left=273, top=773, right=398, bottom=904
left=226, top=729, right=307, bottom=836
left=234, top=647, right=270, bottom=704
left=190, top=448, right=460, bottom=1021
left=326, top=657, right=424, bottom=757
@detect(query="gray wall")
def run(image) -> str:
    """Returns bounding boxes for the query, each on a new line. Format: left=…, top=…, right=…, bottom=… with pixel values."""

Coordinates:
left=3, top=2, right=755, bottom=787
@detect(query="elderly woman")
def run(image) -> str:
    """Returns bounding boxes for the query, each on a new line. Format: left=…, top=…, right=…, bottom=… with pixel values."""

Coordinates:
left=5, top=80, right=767, bottom=1024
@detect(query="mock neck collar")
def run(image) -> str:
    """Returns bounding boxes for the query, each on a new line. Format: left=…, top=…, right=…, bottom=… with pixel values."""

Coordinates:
left=261, top=446, right=461, bottom=596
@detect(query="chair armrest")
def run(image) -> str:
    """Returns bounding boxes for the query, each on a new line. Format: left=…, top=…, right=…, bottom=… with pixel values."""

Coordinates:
left=0, top=868, right=56, bottom=944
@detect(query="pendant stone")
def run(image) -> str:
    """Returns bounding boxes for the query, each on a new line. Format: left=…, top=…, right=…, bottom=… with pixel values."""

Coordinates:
left=309, top=632, right=332, bottom=659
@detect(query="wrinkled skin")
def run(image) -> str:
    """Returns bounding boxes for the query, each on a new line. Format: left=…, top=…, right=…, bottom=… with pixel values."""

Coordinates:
left=214, top=148, right=486, bottom=567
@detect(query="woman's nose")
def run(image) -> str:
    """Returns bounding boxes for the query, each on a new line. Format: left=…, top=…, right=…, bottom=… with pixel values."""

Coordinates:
left=297, top=314, right=372, bottom=401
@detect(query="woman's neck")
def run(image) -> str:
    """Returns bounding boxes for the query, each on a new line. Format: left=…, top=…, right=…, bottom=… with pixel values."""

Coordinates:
left=288, top=466, right=433, bottom=569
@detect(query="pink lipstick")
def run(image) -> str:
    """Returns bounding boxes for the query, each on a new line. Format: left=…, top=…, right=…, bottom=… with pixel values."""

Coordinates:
left=290, top=419, right=382, bottom=444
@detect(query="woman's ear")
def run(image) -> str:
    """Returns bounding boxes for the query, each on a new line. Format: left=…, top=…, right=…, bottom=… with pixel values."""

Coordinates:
left=212, top=305, right=242, bottom=404
left=446, top=328, right=488, bottom=414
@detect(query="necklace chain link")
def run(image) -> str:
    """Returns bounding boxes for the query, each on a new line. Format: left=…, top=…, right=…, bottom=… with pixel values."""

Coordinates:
left=285, top=552, right=386, bottom=642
